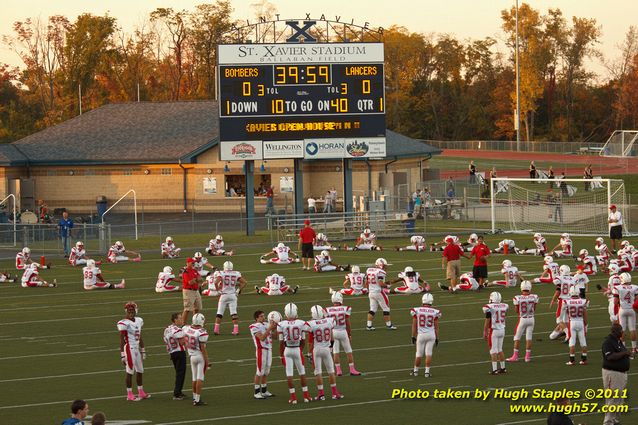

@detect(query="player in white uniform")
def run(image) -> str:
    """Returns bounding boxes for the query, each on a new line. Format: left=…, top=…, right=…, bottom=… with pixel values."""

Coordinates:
left=16, top=247, right=50, bottom=270
left=438, top=272, right=480, bottom=292
left=69, top=241, right=100, bottom=266
left=313, top=250, right=349, bottom=272
left=614, top=273, right=638, bottom=352
left=84, top=259, right=125, bottom=290
left=517, top=233, right=548, bottom=255
left=261, top=243, right=300, bottom=264
left=161, top=236, right=182, bottom=259
left=533, top=255, right=559, bottom=284
left=483, top=292, right=509, bottom=374
left=344, top=228, right=382, bottom=251
left=201, top=271, right=220, bottom=297
left=597, top=263, right=622, bottom=323
left=617, top=249, right=633, bottom=273
left=107, top=241, right=141, bottom=263
left=306, top=305, right=344, bottom=400
left=331, top=266, right=368, bottom=296
left=550, top=233, right=573, bottom=257
left=206, top=235, right=234, bottom=256
left=507, top=281, right=539, bottom=363
left=163, top=313, right=187, bottom=400
left=250, top=310, right=276, bottom=399
left=156, top=266, right=180, bottom=292
left=461, top=233, right=479, bottom=252
left=573, top=265, right=590, bottom=299
left=325, top=292, right=361, bottom=376
left=391, top=266, right=429, bottom=294
left=213, top=261, right=246, bottom=335
left=396, top=235, right=427, bottom=252
left=313, top=233, right=337, bottom=251
left=277, top=303, right=312, bottom=404
left=410, top=293, right=441, bottom=377
left=257, top=273, right=298, bottom=295
left=117, top=302, right=150, bottom=401
left=489, top=259, right=521, bottom=287
left=366, top=258, right=397, bottom=330
left=594, top=237, right=611, bottom=267
left=549, top=265, right=574, bottom=341
left=628, top=245, right=638, bottom=269
left=191, top=252, right=216, bottom=277
left=577, top=249, right=598, bottom=275
left=492, top=239, right=516, bottom=254
left=0, top=270, right=15, bottom=284
left=183, top=313, right=209, bottom=406
left=21, top=263, right=56, bottom=288
left=565, top=286, right=589, bottom=365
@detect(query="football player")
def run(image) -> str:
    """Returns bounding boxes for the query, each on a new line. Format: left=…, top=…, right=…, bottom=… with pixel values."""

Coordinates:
left=250, top=310, right=276, bottom=399
left=366, top=258, right=396, bottom=330
left=577, top=249, right=598, bottom=275
left=488, top=259, right=522, bottom=287
left=213, top=261, right=246, bottom=335
left=617, top=249, right=633, bottom=273
left=550, top=233, right=573, bottom=257
left=483, top=292, right=509, bottom=374
left=117, top=302, right=150, bottom=401
left=155, top=266, right=180, bottom=293
left=313, top=233, right=338, bottom=251
left=507, top=281, right=538, bottom=362
left=107, top=241, right=141, bottom=263
left=532, top=256, right=559, bottom=284
left=410, top=293, right=441, bottom=377
left=461, top=233, right=479, bottom=252
left=594, top=237, right=611, bottom=269
left=261, top=243, right=300, bottom=264
left=396, top=235, right=427, bottom=252
left=69, top=241, right=100, bottom=266
left=516, top=233, right=547, bottom=256
left=325, top=292, right=361, bottom=376
left=573, top=265, right=590, bottom=299
left=192, top=252, right=216, bottom=277
left=438, top=272, right=480, bottom=292
left=331, top=265, right=368, bottom=296
left=256, top=273, right=298, bottom=295
left=596, top=263, right=622, bottom=323
left=491, top=239, right=516, bottom=254
left=306, top=305, right=344, bottom=400
left=183, top=313, right=209, bottom=406
left=278, top=303, right=312, bottom=404
left=21, top=263, right=56, bottom=288
left=161, top=236, right=182, bottom=259
left=313, top=250, right=349, bottom=272
left=0, top=271, right=15, bottom=284
left=16, top=247, right=50, bottom=270
left=344, top=228, right=382, bottom=251
left=391, top=266, right=429, bottom=294
left=549, top=265, right=574, bottom=341
left=201, top=271, right=220, bottom=297
left=430, top=235, right=459, bottom=252
left=614, top=273, right=638, bottom=353
left=565, top=286, right=589, bottom=365
left=84, top=259, right=125, bottom=290
left=206, top=235, right=234, bottom=256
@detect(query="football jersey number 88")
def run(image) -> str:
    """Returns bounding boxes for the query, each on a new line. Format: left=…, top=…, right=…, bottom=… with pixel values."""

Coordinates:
left=418, top=315, right=434, bottom=327
left=314, top=328, right=331, bottom=343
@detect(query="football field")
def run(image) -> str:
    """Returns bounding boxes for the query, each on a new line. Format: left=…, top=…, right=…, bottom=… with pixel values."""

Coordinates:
left=1, top=234, right=636, bottom=425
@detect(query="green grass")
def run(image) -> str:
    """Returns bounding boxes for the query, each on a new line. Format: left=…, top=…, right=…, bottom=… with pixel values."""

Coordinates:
left=1, top=233, right=635, bottom=425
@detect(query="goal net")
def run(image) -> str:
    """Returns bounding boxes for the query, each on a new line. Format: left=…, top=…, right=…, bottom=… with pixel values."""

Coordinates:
left=600, top=130, right=638, bottom=157
left=490, top=177, right=627, bottom=236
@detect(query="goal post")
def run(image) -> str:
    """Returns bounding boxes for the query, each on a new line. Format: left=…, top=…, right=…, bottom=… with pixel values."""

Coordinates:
left=490, top=177, right=627, bottom=236
left=599, top=130, right=638, bottom=157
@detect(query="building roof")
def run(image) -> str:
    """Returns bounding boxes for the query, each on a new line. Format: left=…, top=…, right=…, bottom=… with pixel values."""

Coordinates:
left=382, top=130, right=442, bottom=159
left=0, top=144, right=29, bottom=166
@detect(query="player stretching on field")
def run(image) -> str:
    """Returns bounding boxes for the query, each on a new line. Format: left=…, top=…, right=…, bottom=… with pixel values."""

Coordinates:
left=16, top=247, right=51, bottom=270
left=577, top=249, right=598, bottom=275
left=84, top=259, right=125, bottom=290
left=250, top=310, right=276, bottom=399
left=206, top=234, right=234, bottom=256
left=21, top=263, right=56, bottom=288
left=488, top=259, right=522, bottom=287
left=517, top=233, right=547, bottom=256
left=306, top=305, right=344, bottom=400
left=507, top=281, right=538, bottom=362
left=325, top=292, right=361, bottom=376
left=108, top=241, right=141, bottom=263
left=344, top=228, right=382, bottom=251
left=69, top=241, right=100, bottom=266
left=483, top=292, right=509, bottom=374
left=410, top=293, right=441, bottom=377
left=161, top=236, right=181, bottom=259
left=256, top=273, right=298, bottom=295
left=261, top=243, right=300, bottom=264
left=391, top=266, right=429, bottom=294
left=278, top=303, right=312, bottom=404
left=117, top=302, right=150, bottom=401
left=156, top=266, right=180, bottom=292
left=330, top=265, right=368, bottom=296
left=396, top=235, right=427, bottom=252
left=533, top=256, right=559, bottom=284
left=550, top=233, right=573, bottom=257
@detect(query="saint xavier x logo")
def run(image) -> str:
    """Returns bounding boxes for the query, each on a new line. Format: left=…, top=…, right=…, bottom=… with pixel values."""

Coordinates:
left=285, top=20, right=317, bottom=43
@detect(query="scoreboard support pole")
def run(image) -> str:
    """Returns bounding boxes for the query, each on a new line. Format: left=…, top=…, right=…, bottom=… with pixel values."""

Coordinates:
left=294, top=159, right=304, bottom=215
left=245, top=160, right=255, bottom=236
left=343, top=159, right=354, bottom=213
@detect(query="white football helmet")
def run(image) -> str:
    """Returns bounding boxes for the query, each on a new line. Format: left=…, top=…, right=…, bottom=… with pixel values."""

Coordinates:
left=452, top=236, right=460, bottom=244
left=87, top=259, right=96, bottom=268
left=364, top=228, right=371, bottom=235
left=163, top=266, right=173, bottom=274
left=444, top=235, right=454, bottom=244
left=544, top=255, right=554, bottom=264
left=277, top=242, right=285, bottom=249
left=192, top=313, right=205, bottom=326
left=561, top=233, right=569, bottom=239
left=165, top=236, right=173, bottom=243
left=331, top=291, right=343, bottom=304
left=620, top=272, right=632, bottom=284
left=421, top=293, right=434, bottom=305
left=321, top=250, right=330, bottom=258
left=410, top=235, right=418, bottom=244
left=29, top=262, right=40, bottom=269
left=628, top=245, right=636, bottom=252
left=22, top=247, right=30, bottom=255
left=115, top=241, right=123, bottom=248
left=351, top=265, right=360, bottom=274
left=311, top=305, right=325, bottom=320
left=375, top=258, right=387, bottom=268
left=223, top=261, right=233, bottom=271
left=502, top=259, right=512, bottom=268
left=489, top=291, right=502, bottom=303
left=76, top=241, right=84, bottom=248
left=470, top=233, right=478, bottom=241
left=194, top=252, right=203, bottom=260
left=595, top=237, right=604, bottom=245
left=534, top=233, right=542, bottom=240
left=284, top=302, right=298, bottom=319
left=569, top=286, right=579, bottom=297
left=317, top=233, right=325, bottom=240
left=559, top=265, right=571, bottom=276
left=267, top=311, right=282, bottom=323
left=520, top=280, right=532, bottom=292
left=609, top=262, right=620, bottom=275
left=404, top=266, right=414, bottom=273
left=215, top=235, right=223, bottom=241
left=579, top=249, right=588, bottom=257
left=621, top=240, right=630, bottom=248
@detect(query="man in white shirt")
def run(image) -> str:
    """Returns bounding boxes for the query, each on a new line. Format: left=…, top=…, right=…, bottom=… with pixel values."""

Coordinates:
left=608, top=205, right=623, bottom=252
left=307, top=197, right=317, bottom=214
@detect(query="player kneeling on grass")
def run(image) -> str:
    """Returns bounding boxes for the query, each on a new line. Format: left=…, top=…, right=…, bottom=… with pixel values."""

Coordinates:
left=250, top=310, right=277, bottom=399
left=306, top=305, right=344, bottom=400
left=438, top=271, right=480, bottom=292
left=533, top=256, right=559, bottom=284
left=549, top=265, right=574, bottom=342
left=261, top=243, right=300, bottom=264
left=565, top=286, right=589, bottom=365
left=117, top=302, right=150, bottom=401
left=614, top=272, right=638, bottom=353
left=517, top=233, right=547, bottom=256
left=507, top=281, right=538, bottom=363
left=183, top=313, right=209, bottom=406
left=483, top=291, right=509, bottom=375
left=108, top=241, right=141, bottom=263
left=331, top=265, right=368, bottom=296
left=206, top=234, right=234, bottom=256
left=84, top=259, right=125, bottom=290
left=21, top=263, right=56, bottom=288
left=396, top=235, right=427, bottom=252
left=391, top=266, right=430, bottom=294
left=410, top=293, right=440, bottom=377
left=488, top=259, right=521, bottom=288
left=491, top=238, right=516, bottom=254
left=344, top=228, right=382, bottom=251
left=161, top=236, right=182, bottom=259
left=213, top=261, right=246, bottom=335
left=577, top=249, right=597, bottom=275
left=550, top=233, right=573, bottom=258
left=314, top=233, right=338, bottom=251
left=278, top=303, right=312, bottom=404
left=313, top=250, right=349, bottom=272
left=16, top=247, right=51, bottom=270
left=69, top=241, right=100, bottom=266
left=257, top=273, right=298, bottom=295
left=156, top=266, right=180, bottom=293
left=366, top=258, right=397, bottom=330
left=325, top=292, right=361, bottom=376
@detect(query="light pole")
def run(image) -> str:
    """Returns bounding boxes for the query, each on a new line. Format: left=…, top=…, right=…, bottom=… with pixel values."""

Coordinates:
left=515, top=0, right=521, bottom=151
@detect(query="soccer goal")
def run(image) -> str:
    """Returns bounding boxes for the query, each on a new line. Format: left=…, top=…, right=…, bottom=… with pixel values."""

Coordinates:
left=490, top=177, right=627, bottom=236
left=599, top=130, right=638, bottom=157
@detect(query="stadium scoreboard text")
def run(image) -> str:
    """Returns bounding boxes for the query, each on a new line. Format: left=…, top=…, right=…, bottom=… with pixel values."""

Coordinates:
left=218, top=43, right=386, bottom=159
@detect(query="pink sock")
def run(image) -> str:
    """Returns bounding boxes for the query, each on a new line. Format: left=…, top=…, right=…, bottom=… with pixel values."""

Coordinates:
left=331, top=385, right=338, bottom=395
left=233, top=324, right=239, bottom=333
left=336, top=364, right=342, bottom=374
left=214, top=323, right=220, bottom=333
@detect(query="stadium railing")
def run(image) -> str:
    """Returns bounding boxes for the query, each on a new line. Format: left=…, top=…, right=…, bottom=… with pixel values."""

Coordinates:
left=424, top=140, right=606, bottom=153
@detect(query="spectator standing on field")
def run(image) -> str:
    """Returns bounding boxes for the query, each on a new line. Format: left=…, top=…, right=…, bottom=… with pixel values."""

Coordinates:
left=58, top=211, right=74, bottom=258
left=61, top=399, right=89, bottom=425
left=608, top=205, right=623, bottom=252
left=529, top=161, right=537, bottom=179
left=469, top=235, right=490, bottom=287
left=298, top=219, right=316, bottom=271
left=601, top=323, right=631, bottom=425
left=469, top=160, right=477, bottom=184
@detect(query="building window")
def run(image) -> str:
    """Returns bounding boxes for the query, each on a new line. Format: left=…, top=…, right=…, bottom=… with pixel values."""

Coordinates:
left=225, top=174, right=271, bottom=197
left=123, top=168, right=134, bottom=176
left=161, top=168, right=172, bottom=175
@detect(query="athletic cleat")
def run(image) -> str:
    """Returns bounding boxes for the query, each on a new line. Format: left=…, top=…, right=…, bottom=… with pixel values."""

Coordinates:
left=332, top=393, right=344, bottom=400
left=410, top=370, right=418, bottom=376
left=489, top=370, right=500, bottom=375
left=506, top=355, right=518, bottom=362
left=566, top=361, right=575, bottom=366
left=138, top=391, right=151, bottom=399
left=288, top=398, right=297, bottom=405
left=262, top=391, right=273, bottom=397
left=133, top=257, right=142, bottom=262
left=173, top=394, right=185, bottom=400
left=328, top=287, right=334, bottom=294
left=254, top=393, right=265, bottom=399
left=127, top=395, right=140, bottom=402
left=366, top=326, right=375, bottom=331
left=437, top=282, right=450, bottom=291
left=524, top=354, right=532, bottom=363
left=498, top=368, right=507, bottom=374
left=293, top=285, right=299, bottom=294
left=424, top=372, right=431, bottom=378
left=314, top=393, right=326, bottom=401
left=350, top=370, right=361, bottom=376
left=386, top=325, right=397, bottom=330
left=579, top=360, right=588, bottom=365
left=255, top=285, right=260, bottom=294
left=193, top=400, right=207, bottom=406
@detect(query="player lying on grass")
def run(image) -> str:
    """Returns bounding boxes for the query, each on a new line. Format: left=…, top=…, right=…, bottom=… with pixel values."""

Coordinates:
left=69, top=241, right=101, bottom=266
left=549, top=233, right=573, bottom=257
left=396, top=235, right=427, bottom=252
left=261, top=243, right=300, bottom=264
left=507, top=281, right=538, bottom=363
left=325, top=292, right=361, bottom=376
left=206, top=234, right=234, bottom=256
left=16, top=247, right=51, bottom=270
left=330, top=265, right=368, bottom=296
left=430, top=235, right=459, bottom=252
left=461, top=233, right=479, bottom=252
left=256, top=273, right=299, bottom=295
left=0, top=271, right=15, bottom=284
left=161, top=236, right=182, bottom=259
left=156, top=266, right=180, bottom=292
left=487, top=259, right=521, bottom=288
left=343, top=228, right=382, bottom=251
left=84, top=259, right=125, bottom=290
left=491, top=239, right=516, bottom=254
left=532, top=256, right=558, bottom=284
left=390, top=266, right=430, bottom=294
left=108, top=241, right=141, bottom=263
left=306, top=305, right=344, bottom=400
left=516, top=233, right=547, bottom=256
left=21, top=263, right=56, bottom=287
left=410, top=293, right=440, bottom=377
left=438, top=272, right=480, bottom=292
left=313, top=233, right=338, bottom=251
left=313, top=250, right=349, bottom=272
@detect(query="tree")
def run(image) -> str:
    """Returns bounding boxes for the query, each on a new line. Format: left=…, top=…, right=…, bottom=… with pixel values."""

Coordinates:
left=150, top=8, right=189, bottom=100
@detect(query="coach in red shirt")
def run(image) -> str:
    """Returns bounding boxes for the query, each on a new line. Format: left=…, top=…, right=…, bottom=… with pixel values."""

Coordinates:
left=469, top=235, right=491, bottom=287
left=298, top=219, right=316, bottom=271
left=442, top=236, right=467, bottom=289
left=181, top=258, right=202, bottom=324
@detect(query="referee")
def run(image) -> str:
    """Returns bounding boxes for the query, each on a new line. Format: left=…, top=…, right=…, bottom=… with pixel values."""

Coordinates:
left=298, top=219, right=316, bottom=271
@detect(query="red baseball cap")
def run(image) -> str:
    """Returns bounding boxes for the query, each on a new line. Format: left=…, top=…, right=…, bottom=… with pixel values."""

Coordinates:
left=304, top=219, right=311, bottom=225
left=186, top=258, right=194, bottom=264
left=610, top=204, right=617, bottom=209
left=577, top=264, right=584, bottom=270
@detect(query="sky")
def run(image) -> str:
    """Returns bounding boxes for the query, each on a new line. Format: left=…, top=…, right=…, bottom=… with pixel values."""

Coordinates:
left=2, top=0, right=637, bottom=78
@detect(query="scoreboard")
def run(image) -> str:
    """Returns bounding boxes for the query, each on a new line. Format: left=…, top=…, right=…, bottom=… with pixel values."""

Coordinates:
left=218, top=43, right=386, bottom=144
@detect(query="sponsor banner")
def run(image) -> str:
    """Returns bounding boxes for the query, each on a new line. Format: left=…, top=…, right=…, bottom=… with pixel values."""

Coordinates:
left=280, top=176, right=294, bottom=192
left=220, top=141, right=262, bottom=161
left=263, top=140, right=304, bottom=159
left=344, top=137, right=386, bottom=158
left=218, top=43, right=384, bottom=65
left=304, top=139, right=346, bottom=159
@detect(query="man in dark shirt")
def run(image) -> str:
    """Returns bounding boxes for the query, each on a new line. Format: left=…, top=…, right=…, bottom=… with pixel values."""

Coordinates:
left=546, top=397, right=574, bottom=425
left=601, top=323, right=631, bottom=425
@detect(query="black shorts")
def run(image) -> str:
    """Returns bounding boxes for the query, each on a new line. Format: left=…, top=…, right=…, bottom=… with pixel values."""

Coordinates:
left=473, top=265, right=488, bottom=279
left=610, top=225, right=622, bottom=240
left=301, top=243, right=314, bottom=258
